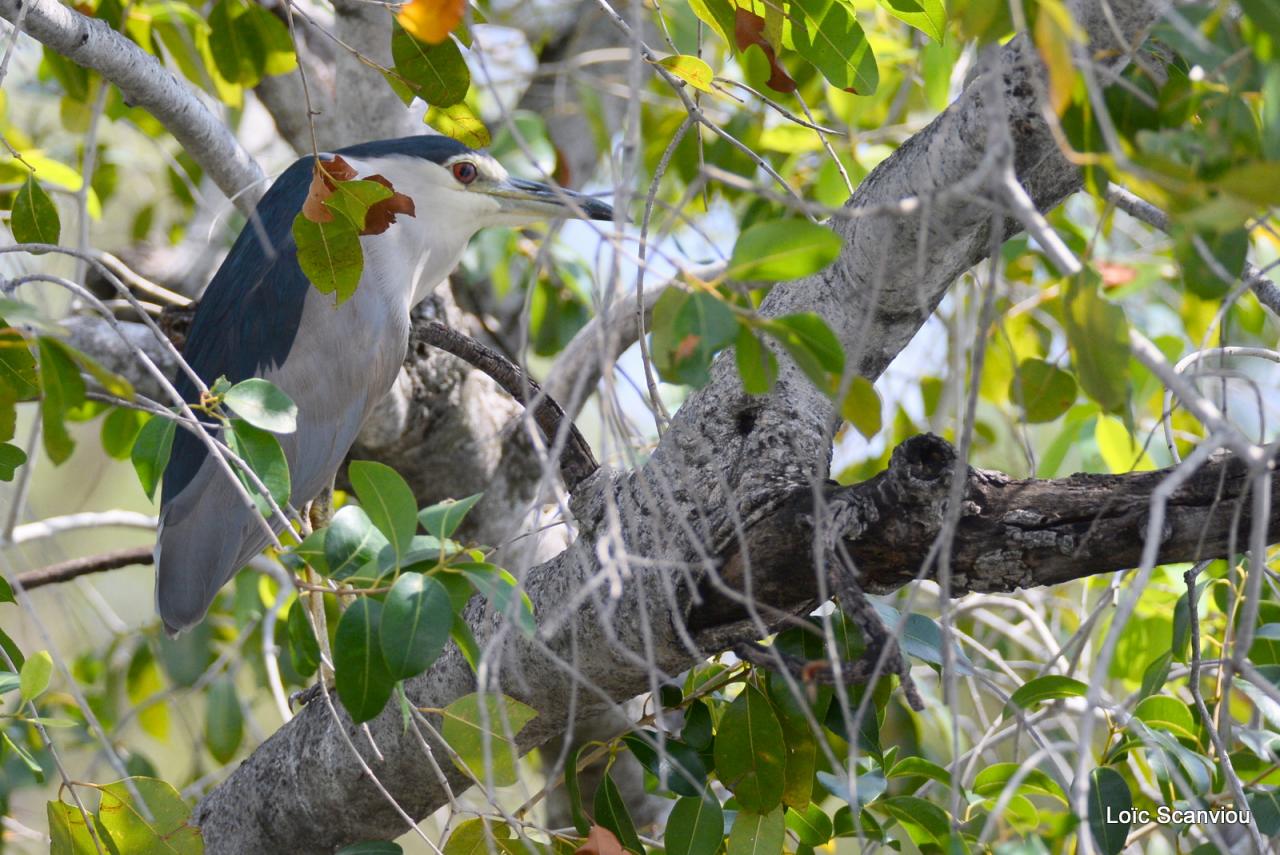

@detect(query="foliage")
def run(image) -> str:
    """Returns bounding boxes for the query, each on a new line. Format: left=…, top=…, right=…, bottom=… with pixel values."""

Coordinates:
left=1, top=0, right=1279, bottom=852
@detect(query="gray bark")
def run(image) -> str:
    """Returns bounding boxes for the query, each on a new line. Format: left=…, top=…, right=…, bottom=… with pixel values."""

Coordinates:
left=192, top=1, right=1167, bottom=851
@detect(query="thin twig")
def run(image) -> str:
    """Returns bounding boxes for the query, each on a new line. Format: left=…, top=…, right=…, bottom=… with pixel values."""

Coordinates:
left=15, top=546, right=154, bottom=590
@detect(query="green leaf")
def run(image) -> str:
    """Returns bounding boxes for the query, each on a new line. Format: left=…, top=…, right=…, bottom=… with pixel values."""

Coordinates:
left=665, top=792, right=724, bottom=855
left=657, top=54, right=716, bottom=93
left=1062, top=269, right=1129, bottom=412
left=0, top=575, right=13, bottom=605
left=48, top=799, right=101, bottom=855
left=223, top=378, right=297, bottom=433
left=0, top=671, right=19, bottom=694
left=1138, top=651, right=1173, bottom=700
left=292, top=214, right=364, bottom=304
left=457, top=564, right=536, bottom=638
left=1087, top=766, right=1131, bottom=855
left=226, top=418, right=291, bottom=512
left=563, top=743, right=591, bottom=835
left=1248, top=789, right=1280, bottom=837
left=2, top=730, right=43, bottom=780
left=1175, top=227, right=1248, bottom=299
left=379, top=573, right=452, bottom=680
left=1005, top=675, right=1087, bottom=714
left=714, top=683, right=787, bottom=812
left=12, top=174, right=61, bottom=245
left=728, top=219, right=842, bottom=282
left=1238, top=0, right=1280, bottom=42
left=101, top=407, right=146, bottom=460
left=95, top=777, right=204, bottom=854
left=205, top=675, right=244, bottom=763
left=727, top=807, right=785, bottom=855
left=418, top=493, right=483, bottom=539
left=621, top=731, right=709, bottom=797
left=765, top=672, right=822, bottom=810
left=323, top=178, right=394, bottom=232
left=841, top=375, right=882, bottom=439
left=593, top=771, right=644, bottom=854
left=878, top=0, right=946, bottom=43
left=130, top=413, right=176, bottom=501
left=37, top=337, right=86, bottom=464
left=425, top=102, right=491, bottom=148
left=240, top=2, right=296, bottom=76
left=1009, top=358, right=1077, bottom=423
left=735, top=326, right=779, bottom=395
left=208, top=0, right=264, bottom=86
left=789, top=0, right=879, bottom=95
left=1133, top=695, right=1197, bottom=743
left=19, top=649, right=52, bottom=701
left=324, top=505, right=389, bottom=580
left=440, top=818, right=512, bottom=855
left=391, top=21, right=470, bottom=106
left=440, top=692, right=538, bottom=787
left=336, top=843, right=404, bottom=855
left=972, top=762, right=1067, bottom=803
left=286, top=598, right=321, bottom=678
left=0, top=441, right=26, bottom=481
left=651, top=289, right=739, bottom=387
left=874, top=796, right=950, bottom=845
left=0, top=320, right=39, bottom=403
left=334, top=598, right=395, bottom=723
left=349, top=460, right=418, bottom=560
left=887, top=756, right=952, bottom=787
left=763, top=312, right=845, bottom=392
left=786, top=804, right=833, bottom=845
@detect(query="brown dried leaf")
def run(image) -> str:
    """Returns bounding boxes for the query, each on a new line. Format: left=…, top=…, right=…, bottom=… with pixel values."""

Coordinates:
left=301, top=155, right=359, bottom=223
left=362, top=174, right=417, bottom=236
left=575, top=826, right=625, bottom=855
left=734, top=7, right=795, bottom=94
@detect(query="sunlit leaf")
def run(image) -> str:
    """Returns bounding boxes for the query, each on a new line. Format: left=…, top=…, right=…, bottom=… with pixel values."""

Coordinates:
left=223, top=378, right=297, bottom=433
left=440, top=692, right=538, bottom=787
left=18, top=649, right=52, bottom=701
left=96, top=777, right=204, bottom=854
left=728, top=219, right=842, bottom=282
left=657, top=54, right=716, bottom=93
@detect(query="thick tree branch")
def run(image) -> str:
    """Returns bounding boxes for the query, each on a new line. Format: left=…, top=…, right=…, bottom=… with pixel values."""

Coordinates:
left=690, top=435, right=1278, bottom=636
left=0, top=0, right=263, bottom=210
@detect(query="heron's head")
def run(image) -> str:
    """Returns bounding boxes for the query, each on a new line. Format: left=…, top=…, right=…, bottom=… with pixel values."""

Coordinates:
left=335, top=136, right=615, bottom=233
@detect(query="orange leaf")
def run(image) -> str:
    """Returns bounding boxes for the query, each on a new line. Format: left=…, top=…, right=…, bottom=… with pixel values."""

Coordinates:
left=575, top=826, right=625, bottom=855
left=301, top=155, right=358, bottom=223
left=362, top=174, right=417, bottom=235
left=397, top=0, right=465, bottom=44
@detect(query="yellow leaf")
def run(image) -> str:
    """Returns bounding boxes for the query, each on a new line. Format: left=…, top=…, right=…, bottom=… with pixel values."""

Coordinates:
left=397, top=0, right=465, bottom=45
left=1032, top=1, right=1081, bottom=116
left=1095, top=416, right=1156, bottom=473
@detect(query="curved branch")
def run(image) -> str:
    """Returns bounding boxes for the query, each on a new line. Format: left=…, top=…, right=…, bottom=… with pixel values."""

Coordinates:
left=0, top=0, right=263, bottom=210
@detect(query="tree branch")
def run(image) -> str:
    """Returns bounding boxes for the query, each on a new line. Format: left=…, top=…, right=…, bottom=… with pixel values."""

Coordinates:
left=14, top=545, right=153, bottom=591
left=0, top=0, right=264, bottom=211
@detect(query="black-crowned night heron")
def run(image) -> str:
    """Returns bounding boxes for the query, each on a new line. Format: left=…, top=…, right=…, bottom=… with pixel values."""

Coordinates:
left=156, top=135, right=613, bottom=634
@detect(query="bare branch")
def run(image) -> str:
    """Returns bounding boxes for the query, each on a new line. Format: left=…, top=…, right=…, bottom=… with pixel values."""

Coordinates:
left=15, top=546, right=153, bottom=591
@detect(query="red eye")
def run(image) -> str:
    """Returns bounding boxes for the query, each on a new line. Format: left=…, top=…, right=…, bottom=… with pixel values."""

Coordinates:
left=451, top=162, right=478, bottom=184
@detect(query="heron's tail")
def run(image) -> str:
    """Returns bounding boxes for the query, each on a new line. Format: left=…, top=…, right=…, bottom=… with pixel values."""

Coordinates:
left=154, top=473, right=275, bottom=636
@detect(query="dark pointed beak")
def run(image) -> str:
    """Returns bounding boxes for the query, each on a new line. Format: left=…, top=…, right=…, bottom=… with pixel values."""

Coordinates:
left=494, top=177, right=617, bottom=222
